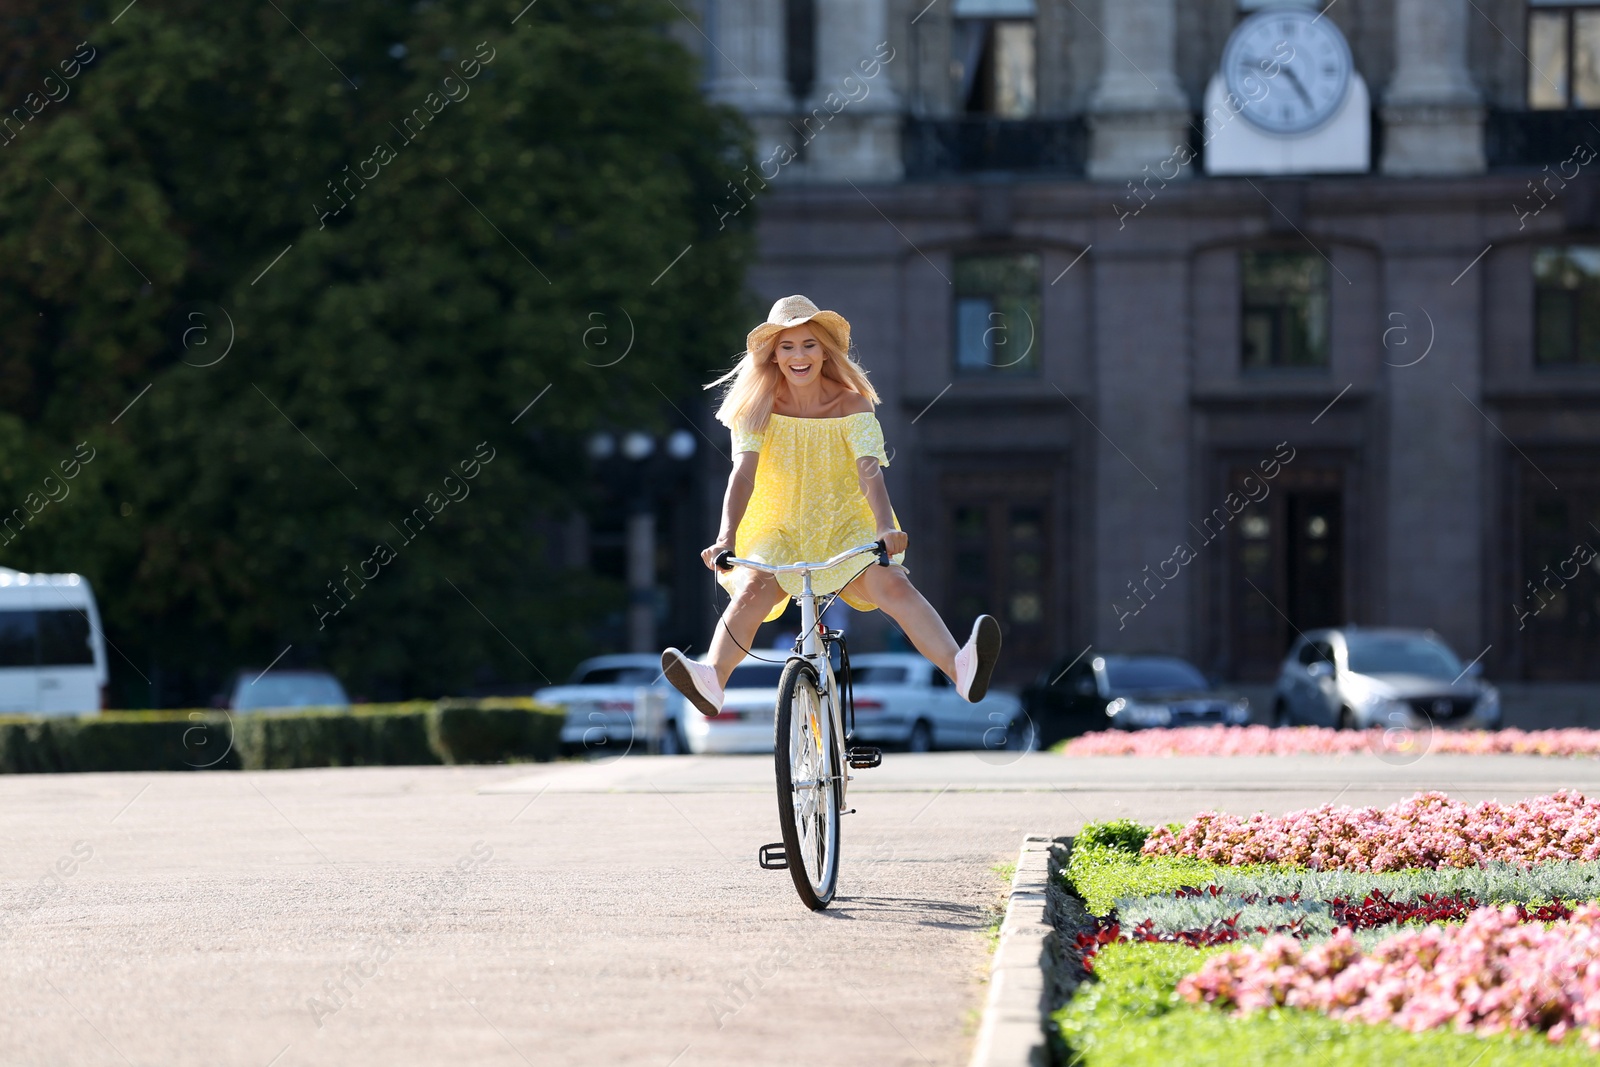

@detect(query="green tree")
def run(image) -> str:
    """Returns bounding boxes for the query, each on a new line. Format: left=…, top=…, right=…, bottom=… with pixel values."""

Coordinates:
left=0, top=0, right=755, bottom=703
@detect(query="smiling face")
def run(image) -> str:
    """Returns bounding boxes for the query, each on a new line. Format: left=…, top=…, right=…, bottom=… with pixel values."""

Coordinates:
left=770, top=324, right=827, bottom=390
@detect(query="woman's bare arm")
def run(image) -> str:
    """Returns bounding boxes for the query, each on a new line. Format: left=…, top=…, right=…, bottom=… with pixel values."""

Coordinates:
left=856, top=457, right=907, bottom=555
left=702, top=452, right=759, bottom=568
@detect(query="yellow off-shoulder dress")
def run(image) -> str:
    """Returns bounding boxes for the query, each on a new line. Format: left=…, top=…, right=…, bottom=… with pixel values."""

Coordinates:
left=721, top=411, right=908, bottom=624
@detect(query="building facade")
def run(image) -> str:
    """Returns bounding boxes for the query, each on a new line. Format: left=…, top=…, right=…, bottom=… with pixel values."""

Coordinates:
left=679, top=0, right=1600, bottom=692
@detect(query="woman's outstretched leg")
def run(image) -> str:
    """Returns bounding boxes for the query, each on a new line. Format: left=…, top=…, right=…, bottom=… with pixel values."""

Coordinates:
left=706, top=570, right=787, bottom=687
left=845, top=565, right=958, bottom=677
left=663, top=570, right=787, bottom=716
left=843, top=565, right=1001, bottom=700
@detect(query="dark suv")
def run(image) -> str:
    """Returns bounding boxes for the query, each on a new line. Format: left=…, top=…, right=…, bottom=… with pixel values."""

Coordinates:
left=1022, top=652, right=1248, bottom=746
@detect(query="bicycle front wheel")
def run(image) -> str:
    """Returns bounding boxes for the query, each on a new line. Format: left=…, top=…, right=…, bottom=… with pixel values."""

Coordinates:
left=773, top=658, right=840, bottom=910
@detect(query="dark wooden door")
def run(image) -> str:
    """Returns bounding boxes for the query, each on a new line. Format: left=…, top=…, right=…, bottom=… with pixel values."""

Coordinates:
left=1229, top=466, right=1344, bottom=680
left=1516, top=466, right=1600, bottom=680
left=942, top=471, right=1055, bottom=685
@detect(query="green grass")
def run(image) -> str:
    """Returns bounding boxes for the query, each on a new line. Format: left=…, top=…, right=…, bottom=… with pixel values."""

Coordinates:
left=1053, top=941, right=1598, bottom=1066
left=984, top=860, right=1016, bottom=953
left=1066, top=835, right=1278, bottom=917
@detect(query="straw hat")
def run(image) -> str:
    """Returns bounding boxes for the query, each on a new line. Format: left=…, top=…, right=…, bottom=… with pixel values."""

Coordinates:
left=745, top=295, right=851, bottom=359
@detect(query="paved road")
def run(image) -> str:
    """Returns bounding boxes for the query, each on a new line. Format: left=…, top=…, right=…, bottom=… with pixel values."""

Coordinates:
left=6, top=750, right=1600, bottom=1067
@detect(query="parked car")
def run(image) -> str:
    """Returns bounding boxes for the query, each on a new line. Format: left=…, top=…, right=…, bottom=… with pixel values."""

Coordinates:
left=540, top=654, right=687, bottom=756
left=1272, top=627, right=1500, bottom=730
left=682, top=655, right=786, bottom=755
left=845, top=652, right=1030, bottom=753
left=0, top=569, right=109, bottom=715
left=682, top=651, right=1032, bottom=755
left=1023, top=652, right=1249, bottom=743
left=225, top=669, right=350, bottom=713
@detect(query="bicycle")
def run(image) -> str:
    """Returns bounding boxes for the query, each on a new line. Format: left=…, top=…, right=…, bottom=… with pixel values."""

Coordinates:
left=714, top=538, right=891, bottom=910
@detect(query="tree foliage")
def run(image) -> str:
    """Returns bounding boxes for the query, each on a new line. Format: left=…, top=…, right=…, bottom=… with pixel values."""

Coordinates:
left=0, top=0, right=754, bottom=702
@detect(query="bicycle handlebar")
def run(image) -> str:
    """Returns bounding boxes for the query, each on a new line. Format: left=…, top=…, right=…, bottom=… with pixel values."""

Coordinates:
left=714, top=540, right=889, bottom=575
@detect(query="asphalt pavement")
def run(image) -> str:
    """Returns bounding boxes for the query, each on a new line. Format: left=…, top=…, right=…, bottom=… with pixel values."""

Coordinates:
left=6, top=749, right=1600, bottom=1066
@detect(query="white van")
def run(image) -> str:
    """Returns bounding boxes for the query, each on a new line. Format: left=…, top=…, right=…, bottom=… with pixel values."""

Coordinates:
left=0, top=569, right=109, bottom=715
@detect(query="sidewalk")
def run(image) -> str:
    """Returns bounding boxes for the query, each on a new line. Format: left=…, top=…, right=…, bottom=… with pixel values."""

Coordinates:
left=4, top=752, right=1596, bottom=1066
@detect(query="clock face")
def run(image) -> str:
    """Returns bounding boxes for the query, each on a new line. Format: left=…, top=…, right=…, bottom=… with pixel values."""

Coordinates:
left=1222, top=8, right=1353, bottom=136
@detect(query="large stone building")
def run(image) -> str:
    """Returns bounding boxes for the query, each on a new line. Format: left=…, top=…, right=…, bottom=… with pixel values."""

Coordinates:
left=665, top=0, right=1600, bottom=697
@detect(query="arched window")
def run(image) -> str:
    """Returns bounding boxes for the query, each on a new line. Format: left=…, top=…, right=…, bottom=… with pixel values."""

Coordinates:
left=953, top=252, right=1041, bottom=375
left=1534, top=246, right=1600, bottom=365
left=1240, top=251, right=1330, bottom=370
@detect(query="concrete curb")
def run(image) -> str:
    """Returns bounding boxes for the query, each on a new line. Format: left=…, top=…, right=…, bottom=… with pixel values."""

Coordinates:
left=969, top=834, right=1056, bottom=1067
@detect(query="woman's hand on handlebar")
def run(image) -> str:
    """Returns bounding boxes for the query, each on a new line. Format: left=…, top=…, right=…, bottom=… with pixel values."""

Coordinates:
left=701, top=539, right=734, bottom=571
left=876, top=528, right=908, bottom=557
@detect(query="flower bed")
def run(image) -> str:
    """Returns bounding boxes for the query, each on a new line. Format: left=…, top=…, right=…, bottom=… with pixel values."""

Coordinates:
left=1058, top=941, right=1600, bottom=1067
left=1143, top=790, right=1600, bottom=871
left=1052, top=796, right=1600, bottom=1064
left=1180, top=905, right=1600, bottom=1049
left=1059, top=724, right=1600, bottom=758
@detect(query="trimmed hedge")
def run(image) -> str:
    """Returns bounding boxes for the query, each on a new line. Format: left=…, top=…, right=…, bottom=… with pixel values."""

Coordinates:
left=0, top=698, right=565, bottom=773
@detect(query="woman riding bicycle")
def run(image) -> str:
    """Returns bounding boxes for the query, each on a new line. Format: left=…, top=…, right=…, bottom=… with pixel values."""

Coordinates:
left=661, top=295, right=1001, bottom=717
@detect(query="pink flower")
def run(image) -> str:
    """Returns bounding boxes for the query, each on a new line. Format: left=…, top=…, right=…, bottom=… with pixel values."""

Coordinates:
left=1183, top=905, right=1600, bottom=1045
left=1142, top=791, right=1600, bottom=873
left=1063, top=724, right=1600, bottom=760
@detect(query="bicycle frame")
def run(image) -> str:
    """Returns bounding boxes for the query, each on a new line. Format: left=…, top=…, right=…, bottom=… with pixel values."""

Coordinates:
left=715, top=540, right=887, bottom=804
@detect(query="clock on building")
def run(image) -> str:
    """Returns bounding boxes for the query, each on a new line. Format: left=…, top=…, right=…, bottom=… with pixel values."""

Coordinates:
left=1204, top=6, right=1370, bottom=175
left=1223, top=8, right=1353, bottom=135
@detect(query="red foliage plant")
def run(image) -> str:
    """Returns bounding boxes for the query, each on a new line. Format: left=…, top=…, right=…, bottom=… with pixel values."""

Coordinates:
left=1071, top=885, right=1579, bottom=972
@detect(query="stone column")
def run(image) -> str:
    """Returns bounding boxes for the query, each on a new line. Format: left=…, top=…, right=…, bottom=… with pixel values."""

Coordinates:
left=705, top=0, right=791, bottom=113
left=1381, top=0, right=1485, bottom=175
left=1091, top=250, right=1192, bottom=654
left=1086, top=0, right=1191, bottom=180
left=800, top=0, right=903, bottom=182
left=1381, top=250, right=1483, bottom=651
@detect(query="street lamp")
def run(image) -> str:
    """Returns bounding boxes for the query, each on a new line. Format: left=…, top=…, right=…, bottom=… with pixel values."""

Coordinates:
left=666, top=429, right=696, bottom=460
left=621, top=431, right=655, bottom=461
left=588, top=427, right=698, bottom=653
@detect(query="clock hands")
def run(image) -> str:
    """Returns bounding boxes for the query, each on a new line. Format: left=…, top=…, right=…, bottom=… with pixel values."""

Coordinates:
left=1279, top=64, right=1316, bottom=109
left=1237, top=55, right=1317, bottom=110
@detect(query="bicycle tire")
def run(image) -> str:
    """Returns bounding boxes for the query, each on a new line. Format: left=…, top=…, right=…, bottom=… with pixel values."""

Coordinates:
left=773, top=658, right=841, bottom=910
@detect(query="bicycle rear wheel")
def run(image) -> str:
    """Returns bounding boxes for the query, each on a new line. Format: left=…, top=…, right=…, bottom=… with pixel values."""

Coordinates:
left=773, top=658, right=840, bottom=910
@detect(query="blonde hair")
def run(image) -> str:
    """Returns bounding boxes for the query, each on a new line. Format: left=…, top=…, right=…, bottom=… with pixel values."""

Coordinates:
left=706, top=320, right=881, bottom=433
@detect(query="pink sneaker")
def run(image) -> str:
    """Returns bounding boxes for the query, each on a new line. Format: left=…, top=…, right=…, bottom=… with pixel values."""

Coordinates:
left=952, top=615, right=1001, bottom=703
left=661, top=648, right=724, bottom=717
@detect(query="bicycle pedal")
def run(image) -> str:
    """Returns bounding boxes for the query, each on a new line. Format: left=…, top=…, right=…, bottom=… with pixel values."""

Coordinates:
left=847, top=746, right=883, bottom=769
left=757, top=842, right=788, bottom=870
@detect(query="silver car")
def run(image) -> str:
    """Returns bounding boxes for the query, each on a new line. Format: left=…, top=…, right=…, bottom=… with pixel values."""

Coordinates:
left=541, top=654, right=687, bottom=756
left=1271, top=627, right=1500, bottom=731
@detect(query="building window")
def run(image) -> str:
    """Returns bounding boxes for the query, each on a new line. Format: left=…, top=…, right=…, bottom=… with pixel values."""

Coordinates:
left=785, top=0, right=815, bottom=102
left=954, top=253, right=1041, bottom=375
left=1241, top=251, right=1330, bottom=370
left=951, top=0, right=1037, bottom=117
left=1528, top=3, right=1600, bottom=109
left=1535, top=246, right=1600, bottom=366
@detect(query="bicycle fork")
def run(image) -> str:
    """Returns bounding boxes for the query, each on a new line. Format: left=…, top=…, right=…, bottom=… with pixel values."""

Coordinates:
left=794, top=572, right=849, bottom=806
